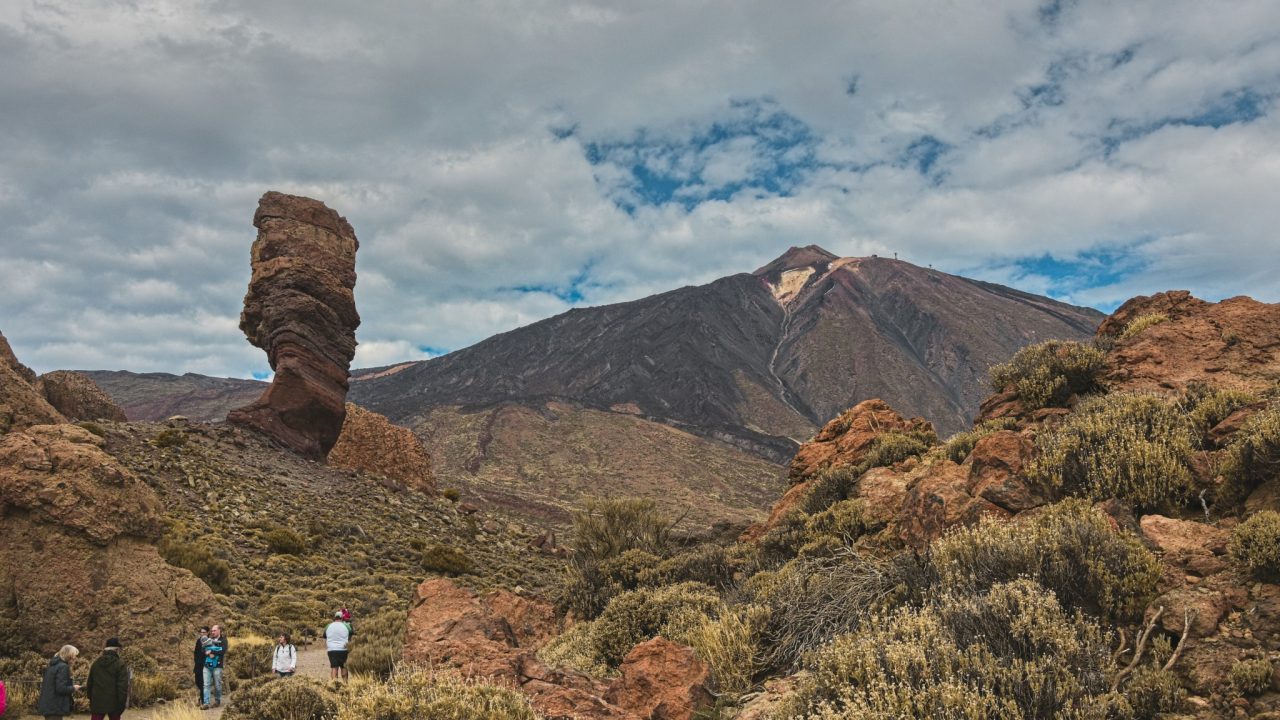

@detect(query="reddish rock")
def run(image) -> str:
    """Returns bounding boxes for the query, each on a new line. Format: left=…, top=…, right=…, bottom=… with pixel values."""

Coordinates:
left=228, top=191, right=360, bottom=458
left=899, top=461, right=1008, bottom=548
left=1208, top=404, right=1268, bottom=447
left=0, top=330, right=65, bottom=433
left=789, top=399, right=934, bottom=482
left=740, top=481, right=810, bottom=542
left=604, top=637, right=714, bottom=720
left=327, top=403, right=434, bottom=493
left=975, top=388, right=1025, bottom=424
left=854, top=466, right=912, bottom=525
left=1246, top=478, right=1280, bottom=516
left=965, top=430, right=1050, bottom=513
left=1140, top=515, right=1230, bottom=557
left=37, top=370, right=127, bottom=422
left=1149, top=586, right=1229, bottom=638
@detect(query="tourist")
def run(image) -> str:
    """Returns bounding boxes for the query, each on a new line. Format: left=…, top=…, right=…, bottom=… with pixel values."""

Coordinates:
left=323, top=611, right=352, bottom=681
left=192, top=627, right=208, bottom=698
left=200, top=625, right=228, bottom=709
left=272, top=633, right=297, bottom=677
left=36, top=645, right=80, bottom=720
left=86, top=638, right=130, bottom=720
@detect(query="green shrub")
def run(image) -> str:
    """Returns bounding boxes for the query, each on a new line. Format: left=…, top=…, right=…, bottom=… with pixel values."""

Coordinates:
left=335, top=670, right=540, bottom=720
left=1027, top=393, right=1197, bottom=509
left=538, top=620, right=612, bottom=677
left=263, top=527, right=307, bottom=555
left=942, top=418, right=1018, bottom=463
left=1228, top=510, right=1280, bottom=579
left=1118, top=313, right=1169, bottom=341
left=1122, top=666, right=1184, bottom=719
left=442, top=487, right=461, bottom=502
left=129, top=673, right=179, bottom=706
left=77, top=421, right=107, bottom=437
left=225, top=634, right=274, bottom=687
left=801, top=430, right=935, bottom=514
left=989, top=339, right=1106, bottom=409
left=345, top=608, right=407, bottom=678
left=638, top=543, right=736, bottom=591
left=683, top=604, right=768, bottom=696
left=1181, top=384, right=1258, bottom=434
left=929, top=498, right=1160, bottom=620
left=420, top=544, right=474, bottom=575
left=562, top=498, right=677, bottom=618
left=590, top=582, right=721, bottom=667
left=223, top=676, right=338, bottom=720
left=158, top=527, right=233, bottom=594
left=1229, top=658, right=1274, bottom=696
left=151, top=427, right=188, bottom=448
left=776, top=580, right=1115, bottom=719
left=1220, top=404, right=1280, bottom=502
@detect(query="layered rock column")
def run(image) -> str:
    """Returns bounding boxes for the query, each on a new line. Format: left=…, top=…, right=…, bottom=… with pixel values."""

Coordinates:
left=228, top=191, right=360, bottom=457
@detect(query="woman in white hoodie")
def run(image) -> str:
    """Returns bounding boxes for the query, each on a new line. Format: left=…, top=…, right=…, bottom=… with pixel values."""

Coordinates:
left=272, top=633, right=297, bottom=677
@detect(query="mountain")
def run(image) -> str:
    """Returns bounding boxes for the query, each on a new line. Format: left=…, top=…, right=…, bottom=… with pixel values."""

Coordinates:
left=349, top=247, right=1102, bottom=457
left=84, top=371, right=266, bottom=422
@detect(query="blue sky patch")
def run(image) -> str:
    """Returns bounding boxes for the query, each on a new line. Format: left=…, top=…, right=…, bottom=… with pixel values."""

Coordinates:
left=251, top=370, right=271, bottom=381
left=1010, top=245, right=1150, bottom=307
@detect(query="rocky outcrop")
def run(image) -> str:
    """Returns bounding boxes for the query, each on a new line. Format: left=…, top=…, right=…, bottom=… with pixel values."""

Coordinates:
left=789, top=399, right=935, bottom=483
left=228, top=191, right=360, bottom=458
left=0, top=423, right=218, bottom=665
left=327, top=403, right=434, bottom=492
left=604, top=638, right=714, bottom=720
left=0, top=331, right=65, bottom=433
left=37, top=370, right=127, bottom=422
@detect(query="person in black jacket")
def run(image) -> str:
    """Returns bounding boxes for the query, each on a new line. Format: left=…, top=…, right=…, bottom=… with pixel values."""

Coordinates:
left=192, top=627, right=208, bottom=696
left=86, top=638, right=130, bottom=720
left=36, top=645, right=81, bottom=720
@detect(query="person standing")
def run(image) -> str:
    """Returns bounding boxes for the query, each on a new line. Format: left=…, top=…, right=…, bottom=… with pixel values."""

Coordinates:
left=272, top=634, right=296, bottom=677
left=36, top=645, right=80, bottom=720
left=86, top=638, right=130, bottom=720
left=200, top=625, right=228, bottom=709
left=192, top=627, right=208, bottom=698
left=323, top=611, right=352, bottom=682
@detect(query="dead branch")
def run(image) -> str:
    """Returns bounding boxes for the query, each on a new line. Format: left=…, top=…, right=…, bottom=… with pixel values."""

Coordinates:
left=1111, top=605, right=1164, bottom=692
left=1111, top=629, right=1128, bottom=664
left=1162, top=608, right=1193, bottom=672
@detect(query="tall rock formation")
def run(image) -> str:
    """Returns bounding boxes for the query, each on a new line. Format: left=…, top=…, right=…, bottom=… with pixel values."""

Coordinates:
left=38, top=370, right=127, bottom=422
left=328, top=403, right=436, bottom=493
left=227, top=191, right=360, bottom=458
left=0, top=330, right=66, bottom=433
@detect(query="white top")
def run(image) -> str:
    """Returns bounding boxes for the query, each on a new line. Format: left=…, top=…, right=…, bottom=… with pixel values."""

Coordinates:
left=324, top=621, right=351, bottom=651
left=272, top=644, right=296, bottom=672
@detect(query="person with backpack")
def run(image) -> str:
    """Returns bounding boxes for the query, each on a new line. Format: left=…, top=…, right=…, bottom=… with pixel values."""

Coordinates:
left=323, top=611, right=352, bottom=682
left=200, top=625, right=227, bottom=709
left=271, top=634, right=297, bottom=677
left=36, top=645, right=81, bottom=720
left=86, top=638, right=130, bottom=720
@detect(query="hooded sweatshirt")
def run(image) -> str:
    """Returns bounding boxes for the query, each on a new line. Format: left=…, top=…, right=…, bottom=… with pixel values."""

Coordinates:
left=87, top=648, right=130, bottom=715
left=36, top=656, right=74, bottom=716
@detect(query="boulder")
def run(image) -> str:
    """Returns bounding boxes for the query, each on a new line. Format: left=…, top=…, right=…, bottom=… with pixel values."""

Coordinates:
left=1139, top=515, right=1230, bottom=557
left=0, top=331, right=65, bottom=433
left=327, top=403, right=435, bottom=493
left=899, top=461, right=1008, bottom=548
left=788, top=399, right=934, bottom=482
left=965, top=430, right=1049, bottom=513
left=228, top=191, right=360, bottom=458
left=604, top=637, right=714, bottom=720
left=37, top=370, right=127, bottom=422
left=854, top=466, right=911, bottom=525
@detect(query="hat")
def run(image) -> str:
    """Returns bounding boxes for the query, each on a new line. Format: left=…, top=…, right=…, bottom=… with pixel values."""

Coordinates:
left=105, top=637, right=121, bottom=648
left=334, top=611, right=344, bottom=618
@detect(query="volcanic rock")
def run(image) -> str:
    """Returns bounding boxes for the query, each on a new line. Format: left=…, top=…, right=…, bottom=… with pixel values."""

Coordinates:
left=327, top=403, right=435, bottom=493
left=227, top=191, right=360, bottom=458
left=37, top=370, right=127, bottom=422
left=603, top=637, right=714, bottom=720
left=0, top=331, right=65, bottom=433
left=898, top=460, right=1008, bottom=548
left=788, top=399, right=936, bottom=483
left=0, top=423, right=218, bottom=665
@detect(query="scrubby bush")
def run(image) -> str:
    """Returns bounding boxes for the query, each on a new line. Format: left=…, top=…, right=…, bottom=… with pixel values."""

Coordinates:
left=1028, top=393, right=1197, bottom=509
left=263, top=526, right=307, bottom=555
left=335, top=670, right=540, bottom=720
left=801, top=430, right=935, bottom=515
left=129, top=673, right=179, bottom=706
left=989, top=339, right=1106, bottom=409
left=942, top=417, right=1018, bottom=463
left=638, top=543, right=736, bottom=591
left=1181, top=384, right=1258, bottom=434
left=590, top=582, right=721, bottom=667
left=684, top=604, right=768, bottom=696
left=776, top=580, right=1116, bottom=719
left=562, top=498, right=678, bottom=617
left=929, top=498, right=1160, bottom=620
left=538, top=620, right=612, bottom=677
left=223, top=676, right=338, bottom=720
left=420, top=544, right=474, bottom=575
left=1122, top=666, right=1184, bottom=719
left=1220, top=404, right=1280, bottom=502
left=1229, top=658, right=1274, bottom=696
left=346, top=608, right=407, bottom=678
left=151, top=427, right=188, bottom=448
left=77, top=421, right=107, bottom=437
left=1229, top=510, right=1280, bottom=579
left=1118, top=313, right=1169, bottom=341
left=225, top=634, right=274, bottom=688
left=158, top=526, right=233, bottom=594
left=442, top=487, right=461, bottom=502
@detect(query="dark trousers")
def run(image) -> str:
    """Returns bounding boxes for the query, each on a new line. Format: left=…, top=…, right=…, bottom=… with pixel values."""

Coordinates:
left=91, top=714, right=123, bottom=720
left=195, top=665, right=204, bottom=691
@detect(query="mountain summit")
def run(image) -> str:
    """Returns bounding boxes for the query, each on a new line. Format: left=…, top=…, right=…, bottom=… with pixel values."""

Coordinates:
left=349, top=248, right=1102, bottom=459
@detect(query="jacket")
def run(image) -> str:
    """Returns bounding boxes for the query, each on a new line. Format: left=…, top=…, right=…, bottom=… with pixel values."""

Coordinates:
left=87, top=649, right=130, bottom=714
left=272, top=644, right=297, bottom=673
left=194, top=637, right=207, bottom=670
left=203, top=636, right=228, bottom=668
left=36, top=656, right=74, bottom=716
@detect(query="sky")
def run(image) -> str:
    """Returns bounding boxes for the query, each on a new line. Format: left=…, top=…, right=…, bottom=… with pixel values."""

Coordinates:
left=1, top=0, right=1278, bottom=378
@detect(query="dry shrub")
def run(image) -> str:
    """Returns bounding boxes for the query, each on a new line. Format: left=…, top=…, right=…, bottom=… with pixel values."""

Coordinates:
left=1229, top=510, right=1280, bottom=579
left=151, top=427, right=188, bottom=448
left=1220, top=404, right=1280, bottom=502
left=1180, top=384, right=1258, bottom=434
left=683, top=604, right=769, bottom=696
left=943, top=417, right=1018, bottom=463
left=335, top=670, right=540, bottom=720
left=562, top=498, right=677, bottom=618
left=222, top=676, right=338, bottom=720
left=1117, top=313, right=1168, bottom=341
left=129, top=672, right=180, bottom=706
left=638, top=543, right=736, bottom=591
left=158, top=523, right=233, bottom=594
left=224, top=633, right=274, bottom=689
left=989, top=339, right=1106, bottom=410
left=929, top=498, right=1160, bottom=620
left=263, top=526, right=307, bottom=555
left=1229, top=658, right=1274, bottom=696
left=776, top=579, right=1116, bottom=720
left=538, top=621, right=611, bottom=677
left=1028, top=393, right=1197, bottom=509
left=1122, top=666, right=1184, bottom=719
left=143, top=702, right=206, bottom=720
left=346, top=608, right=407, bottom=678
left=420, top=545, right=474, bottom=576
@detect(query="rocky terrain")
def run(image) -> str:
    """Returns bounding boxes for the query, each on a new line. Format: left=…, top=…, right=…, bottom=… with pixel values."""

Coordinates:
left=228, top=191, right=361, bottom=458
left=83, top=370, right=265, bottom=422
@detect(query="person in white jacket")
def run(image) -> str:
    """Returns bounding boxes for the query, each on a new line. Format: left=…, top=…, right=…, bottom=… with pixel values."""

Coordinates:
left=272, top=633, right=297, bottom=677
left=324, top=612, right=353, bottom=681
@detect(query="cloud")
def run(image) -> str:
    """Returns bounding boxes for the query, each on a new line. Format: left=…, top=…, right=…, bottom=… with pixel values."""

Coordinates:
left=0, top=0, right=1277, bottom=377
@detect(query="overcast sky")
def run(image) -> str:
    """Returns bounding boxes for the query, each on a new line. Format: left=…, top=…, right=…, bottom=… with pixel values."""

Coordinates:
left=2, top=0, right=1278, bottom=378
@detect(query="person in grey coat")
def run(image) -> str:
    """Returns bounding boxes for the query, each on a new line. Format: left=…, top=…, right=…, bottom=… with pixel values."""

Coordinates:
left=36, top=645, right=81, bottom=720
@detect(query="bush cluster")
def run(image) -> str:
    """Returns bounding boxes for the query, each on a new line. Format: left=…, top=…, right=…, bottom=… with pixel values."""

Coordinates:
left=1122, top=666, right=1184, bottom=719
left=1027, top=393, right=1197, bottom=509
left=335, top=670, right=540, bottom=720
left=158, top=523, right=233, bottom=594
left=345, top=608, right=407, bottom=678
left=1219, top=404, right=1280, bottom=503
left=420, top=544, right=475, bottom=575
left=989, top=339, right=1106, bottom=410
left=929, top=498, right=1160, bottom=620
left=1229, top=658, right=1274, bottom=696
left=1228, top=510, right=1280, bottom=579
left=1117, top=313, right=1169, bottom=341
left=775, top=580, right=1117, bottom=719
left=222, top=676, right=338, bottom=720
left=1180, top=384, right=1258, bottom=434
